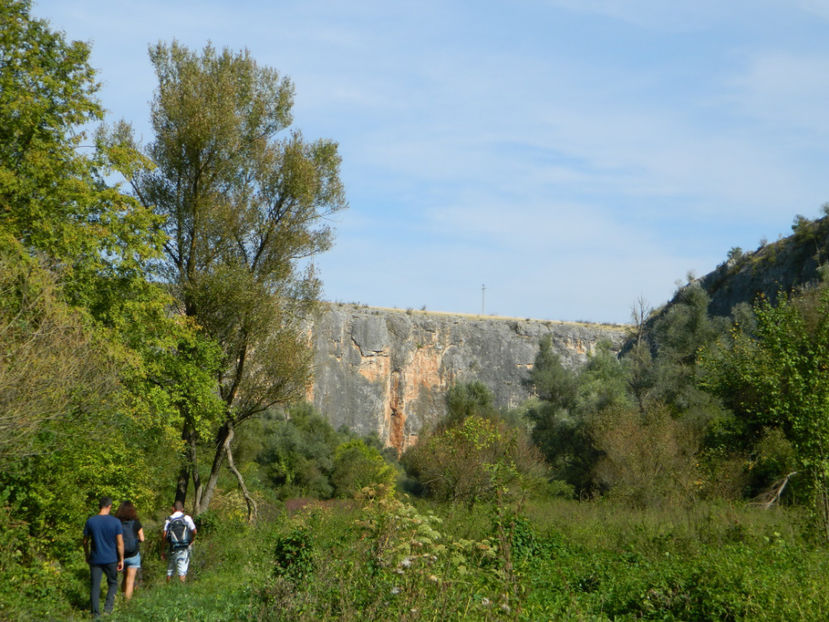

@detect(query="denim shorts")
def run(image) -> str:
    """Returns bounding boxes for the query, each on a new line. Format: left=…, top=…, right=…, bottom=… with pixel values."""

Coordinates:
left=123, top=552, right=141, bottom=568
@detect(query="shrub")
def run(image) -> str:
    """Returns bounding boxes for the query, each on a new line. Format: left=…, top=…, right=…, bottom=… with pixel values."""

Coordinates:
left=441, top=380, right=501, bottom=430
left=330, top=440, right=397, bottom=498
left=273, top=524, right=315, bottom=582
left=403, top=415, right=548, bottom=505
left=253, top=403, right=342, bottom=499
left=592, top=404, right=700, bottom=507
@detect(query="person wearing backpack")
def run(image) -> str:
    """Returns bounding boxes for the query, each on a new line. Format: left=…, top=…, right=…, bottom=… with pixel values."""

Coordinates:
left=114, top=500, right=145, bottom=600
left=161, top=501, right=197, bottom=582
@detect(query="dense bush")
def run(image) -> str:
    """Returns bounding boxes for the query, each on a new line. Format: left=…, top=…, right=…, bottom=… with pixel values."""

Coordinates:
left=252, top=403, right=342, bottom=498
left=592, top=403, right=700, bottom=508
left=403, top=382, right=548, bottom=506
left=403, top=415, right=547, bottom=505
left=527, top=338, right=630, bottom=494
left=441, top=380, right=502, bottom=429
left=331, top=440, right=398, bottom=498
left=247, top=404, right=399, bottom=500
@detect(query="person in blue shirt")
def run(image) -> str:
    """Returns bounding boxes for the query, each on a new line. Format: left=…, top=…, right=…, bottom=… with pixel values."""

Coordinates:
left=82, top=496, right=124, bottom=618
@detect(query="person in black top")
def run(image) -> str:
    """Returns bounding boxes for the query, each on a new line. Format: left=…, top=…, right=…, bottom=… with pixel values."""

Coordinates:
left=114, top=500, right=145, bottom=600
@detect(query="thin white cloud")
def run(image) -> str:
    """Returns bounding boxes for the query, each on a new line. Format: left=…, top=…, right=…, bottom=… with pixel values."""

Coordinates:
left=794, top=0, right=829, bottom=20
left=30, top=0, right=829, bottom=323
left=728, top=52, right=829, bottom=135
left=539, top=0, right=760, bottom=30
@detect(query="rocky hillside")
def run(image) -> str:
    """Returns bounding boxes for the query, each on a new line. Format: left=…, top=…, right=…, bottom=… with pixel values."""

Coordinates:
left=696, top=215, right=829, bottom=317
left=308, top=304, right=628, bottom=452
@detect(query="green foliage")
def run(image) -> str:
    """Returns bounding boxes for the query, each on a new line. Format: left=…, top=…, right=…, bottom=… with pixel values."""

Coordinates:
left=252, top=403, right=342, bottom=498
left=331, top=440, right=397, bottom=498
left=0, top=236, right=118, bottom=466
left=701, top=286, right=829, bottom=534
left=5, top=490, right=826, bottom=620
left=0, top=491, right=87, bottom=621
left=527, top=338, right=631, bottom=494
left=442, top=380, right=501, bottom=429
left=258, top=490, right=511, bottom=620
left=527, top=294, right=734, bottom=500
left=592, top=404, right=701, bottom=508
left=727, top=246, right=744, bottom=263
left=1, top=0, right=162, bottom=308
left=254, top=497, right=829, bottom=621
left=273, top=523, right=315, bottom=582
left=246, top=404, right=399, bottom=501
left=647, top=283, right=728, bottom=418
left=751, top=427, right=798, bottom=492
left=1, top=0, right=100, bottom=260
left=576, top=340, right=634, bottom=415
left=527, top=335, right=579, bottom=407
left=0, top=6, right=230, bottom=615
left=791, top=213, right=817, bottom=243
left=127, top=40, right=348, bottom=513
left=403, top=413, right=548, bottom=505
left=497, top=512, right=539, bottom=562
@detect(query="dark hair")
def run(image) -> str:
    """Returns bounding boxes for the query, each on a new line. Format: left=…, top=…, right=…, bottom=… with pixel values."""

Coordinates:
left=99, top=496, right=113, bottom=509
left=114, top=500, right=138, bottom=521
left=173, top=500, right=184, bottom=512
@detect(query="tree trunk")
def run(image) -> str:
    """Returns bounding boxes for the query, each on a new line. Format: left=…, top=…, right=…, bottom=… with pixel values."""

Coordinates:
left=194, top=421, right=230, bottom=515
left=224, top=424, right=257, bottom=522
left=192, top=420, right=257, bottom=520
left=189, top=430, right=203, bottom=511
left=175, top=421, right=197, bottom=504
left=175, top=464, right=189, bottom=505
left=175, top=421, right=204, bottom=509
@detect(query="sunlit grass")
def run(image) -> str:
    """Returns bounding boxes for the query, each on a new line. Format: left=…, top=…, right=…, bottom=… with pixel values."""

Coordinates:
left=74, top=496, right=828, bottom=621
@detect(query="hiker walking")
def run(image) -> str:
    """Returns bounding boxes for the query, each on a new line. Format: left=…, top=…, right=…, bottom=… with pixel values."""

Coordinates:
left=162, top=501, right=197, bottom=582
left=114, top=500, right=145, bottom=600
left=82, top=496, right=124, bottom=618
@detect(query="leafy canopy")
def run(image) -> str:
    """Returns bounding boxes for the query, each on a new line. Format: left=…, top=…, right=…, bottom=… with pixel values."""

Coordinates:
left=123, top=41, right=347, bottom=514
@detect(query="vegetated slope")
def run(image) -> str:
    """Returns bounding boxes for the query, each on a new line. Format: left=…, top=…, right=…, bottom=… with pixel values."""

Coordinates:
left=700, top=215, right=829, bottom=317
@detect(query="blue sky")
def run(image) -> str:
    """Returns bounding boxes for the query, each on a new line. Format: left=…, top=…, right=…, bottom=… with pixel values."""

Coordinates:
left=33, top=1, right=829, bottom=323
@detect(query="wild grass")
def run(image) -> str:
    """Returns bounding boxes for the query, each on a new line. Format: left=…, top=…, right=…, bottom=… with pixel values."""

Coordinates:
left=35, top=495, right=829, bottom=621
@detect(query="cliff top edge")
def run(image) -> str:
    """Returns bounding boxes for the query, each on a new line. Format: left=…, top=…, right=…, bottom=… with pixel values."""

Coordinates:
left=323, top=302, right=630, bottom=330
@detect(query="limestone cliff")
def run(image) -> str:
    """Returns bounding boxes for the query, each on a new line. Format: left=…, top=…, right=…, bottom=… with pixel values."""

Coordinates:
left=308, top=304, right=628, bottom=452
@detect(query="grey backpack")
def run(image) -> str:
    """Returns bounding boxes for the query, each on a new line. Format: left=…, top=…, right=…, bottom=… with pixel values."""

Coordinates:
left=166, top=516, right=192, bottom=550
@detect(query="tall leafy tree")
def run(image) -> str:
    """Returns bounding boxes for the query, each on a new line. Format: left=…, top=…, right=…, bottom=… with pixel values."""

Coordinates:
left=647, top=283, right=726, bottom=416
left=526, top=337, right=634, bottom=493
left=0, top=236, right=116, bottom=467
left=0, top=0, right=175, bottom=475
left=0, top=1, right=161, bottom=303
left=441, top=380, right=501, bottom=430
left=1, top=0, right=98, bottom=254
left=701, top=286, right=829, bottom=536
left=0, top=6, right=215, bottom=609
left=130, top=42, right=347, bottom=517
left=253, top=403, right=342, bottom=499
left=525, top=337, right=584, bottom=489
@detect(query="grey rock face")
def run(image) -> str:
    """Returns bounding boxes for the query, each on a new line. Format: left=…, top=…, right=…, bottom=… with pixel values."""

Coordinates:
left=694, top=218, right=829, bottom=318
left=309, top=304, right=628, bottom=452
